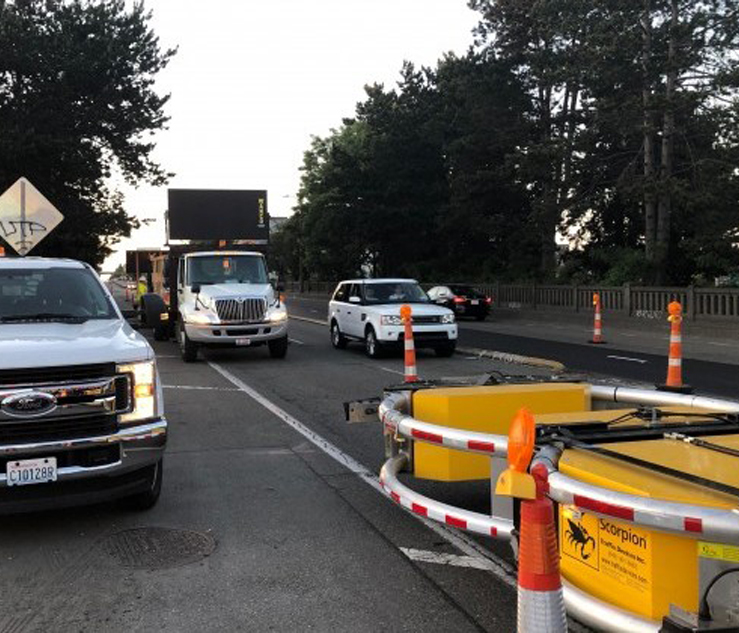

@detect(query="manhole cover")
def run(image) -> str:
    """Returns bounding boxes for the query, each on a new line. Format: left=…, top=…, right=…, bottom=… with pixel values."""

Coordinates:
left=104, top=527, right=216, bottom=569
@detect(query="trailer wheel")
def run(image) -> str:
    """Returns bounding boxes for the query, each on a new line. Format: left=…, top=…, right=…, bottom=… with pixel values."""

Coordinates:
left=178, top=320, right=198, bottom=362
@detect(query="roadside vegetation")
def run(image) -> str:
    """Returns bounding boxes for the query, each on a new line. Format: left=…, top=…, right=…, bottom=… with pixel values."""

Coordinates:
left=273, top=1, right=739, bottom=286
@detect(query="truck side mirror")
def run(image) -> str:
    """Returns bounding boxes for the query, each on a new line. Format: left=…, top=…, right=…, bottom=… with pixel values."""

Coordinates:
left=191, top=283, right=201, bottom=294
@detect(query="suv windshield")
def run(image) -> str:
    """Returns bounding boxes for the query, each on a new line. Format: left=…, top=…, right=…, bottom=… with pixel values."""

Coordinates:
left=189, top=255, right=268, bottom=285
left=363, top=282, right=429, bottom=304
left=0, top=267, right=116, bottom=321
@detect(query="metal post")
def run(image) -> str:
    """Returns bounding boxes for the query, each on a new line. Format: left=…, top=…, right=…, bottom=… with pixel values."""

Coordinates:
left=19, top=178, right=26, bottom=255
left=624, top=282, right=631, bottom=316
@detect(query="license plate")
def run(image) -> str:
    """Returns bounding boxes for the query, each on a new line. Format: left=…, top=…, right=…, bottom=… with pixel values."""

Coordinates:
left=470, top=300, right=479, bottom=305
left=7, top=457, right=57, bottom=486
left=235, top=337, right=252, bottom=346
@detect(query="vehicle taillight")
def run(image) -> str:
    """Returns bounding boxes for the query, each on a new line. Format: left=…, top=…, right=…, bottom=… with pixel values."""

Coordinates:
left=486, top=297, right=492, bottom=304
left=453, top=297, right=466, bottom=304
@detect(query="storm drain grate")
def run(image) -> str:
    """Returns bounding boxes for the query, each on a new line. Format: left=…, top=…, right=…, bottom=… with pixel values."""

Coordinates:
left=104, top=527, right=216, bottom=569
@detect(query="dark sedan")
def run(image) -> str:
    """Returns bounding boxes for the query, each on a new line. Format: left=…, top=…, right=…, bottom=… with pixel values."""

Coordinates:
left=427, top=285, right=492, bottom=320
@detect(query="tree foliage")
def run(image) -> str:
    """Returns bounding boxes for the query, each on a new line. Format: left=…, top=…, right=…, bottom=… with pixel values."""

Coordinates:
left=0, top=0, right=174, bottom=266
left=273, top=2, right=739, bottom=285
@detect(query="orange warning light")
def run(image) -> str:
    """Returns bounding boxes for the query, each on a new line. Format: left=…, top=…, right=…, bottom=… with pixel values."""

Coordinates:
left=0, top=246, right=5, bottom=257
left=400, top=304, right=412, bottom=323
left=507, top=408, right=536, bottom=473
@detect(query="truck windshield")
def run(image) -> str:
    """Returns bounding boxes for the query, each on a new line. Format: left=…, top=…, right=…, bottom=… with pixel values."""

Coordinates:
left=0, top=267, right=117, bottom=322
left=189, top=255, right=268, bottom=285
left=363, top=282, right=429, bottom=304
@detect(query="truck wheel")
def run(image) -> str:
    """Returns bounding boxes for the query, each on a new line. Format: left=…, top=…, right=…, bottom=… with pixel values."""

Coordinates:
left=178, top=321, right=198, bottom=362
left=435, top=342, right=456, bottom=358
left=268, top=335, right=288, bottom=359
left=365, top=327, right=383, bottom=359
left=120, top=459, right=163, bottom=511
left=330, top=321, right=347, bottom=349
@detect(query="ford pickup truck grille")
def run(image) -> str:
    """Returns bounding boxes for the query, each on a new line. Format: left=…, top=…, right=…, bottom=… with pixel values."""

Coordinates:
left=215, top=298, right=267, bottom=323
left=0, top=415, right=118, bottom=443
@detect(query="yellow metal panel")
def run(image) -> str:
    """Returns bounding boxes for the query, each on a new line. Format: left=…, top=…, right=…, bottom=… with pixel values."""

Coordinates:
left=413, top=383, right=590, bottom=481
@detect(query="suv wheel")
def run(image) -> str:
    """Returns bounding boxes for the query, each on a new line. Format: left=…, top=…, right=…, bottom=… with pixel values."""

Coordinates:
left=268, top=335, right=289, bottom=359
left=331, top=321, right=347, bottom=349
left=178, top=320, right=198, bottom=362
left=365, top=326, right=382, bottom=359
left=120, top=459, right=163, bottom=511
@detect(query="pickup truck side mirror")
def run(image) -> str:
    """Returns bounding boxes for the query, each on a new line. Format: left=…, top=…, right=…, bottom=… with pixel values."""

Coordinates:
left=348, top=296, right=361, bottom=304
left=191, top=283, right=201, bottom=294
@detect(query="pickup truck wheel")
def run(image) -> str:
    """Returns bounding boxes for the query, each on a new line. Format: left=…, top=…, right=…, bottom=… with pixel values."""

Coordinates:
left=268, top=335, right=288, bottom=359
left=435, top=342, right=456, bottom=358
left=178, top=321, right=198, bottom=362
left=365, top=327, right=383, bottom=359
left=120, top=459, right=163, bottom=511
left=330, top=321, right=347, bottom=349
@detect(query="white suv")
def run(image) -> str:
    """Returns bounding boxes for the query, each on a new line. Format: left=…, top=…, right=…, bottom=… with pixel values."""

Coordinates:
left=328, top=279, right=457, bottom=358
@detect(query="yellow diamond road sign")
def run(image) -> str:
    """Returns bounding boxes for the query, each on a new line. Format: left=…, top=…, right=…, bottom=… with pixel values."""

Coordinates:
left=0, top=177, right=64, bottom=256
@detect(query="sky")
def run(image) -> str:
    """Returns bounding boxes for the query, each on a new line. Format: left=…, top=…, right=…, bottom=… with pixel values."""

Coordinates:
left=105, top=0, right=481, bottom=271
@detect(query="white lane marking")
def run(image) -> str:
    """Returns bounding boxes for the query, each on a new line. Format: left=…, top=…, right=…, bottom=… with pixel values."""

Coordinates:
left=708, top=341, right=735, bottom=348
left=207, top=360, right=516, bottom=587
left=156, top=355, right=179, bottom=359
left=310, top=309, right=319, bottom=313
left=379, top=366, right=405, bottom=376
left=400, top=548, right=504, bottom=572
left=289, top=338, right=305, bottom=345
left=607, top=355, right=648, bottom=364
left=163, top=385, right=241, bottom=392
left=621, top=333, right=637, bottom=338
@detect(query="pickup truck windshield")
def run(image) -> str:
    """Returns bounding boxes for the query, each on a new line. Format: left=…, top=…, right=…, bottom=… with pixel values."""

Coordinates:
left=0, top=267, right=117, bottom=321
left=188, top=255, right=268, bottom=285
left=363, top=282, right=429, bottom=304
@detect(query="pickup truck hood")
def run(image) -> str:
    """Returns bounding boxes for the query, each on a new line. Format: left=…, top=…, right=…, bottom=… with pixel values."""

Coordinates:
left=371, top=303, right=453, bottom=317
left=199, top=283, right=274, bottom=302
left=0, top=320, right=152, bottom=370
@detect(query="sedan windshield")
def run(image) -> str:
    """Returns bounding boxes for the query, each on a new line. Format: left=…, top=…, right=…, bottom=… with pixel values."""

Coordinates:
left=0, top=267, right=117, bottom=321
left=363, top=282, right=429, bottom=304
left=189, top=255, right=268, bottom=285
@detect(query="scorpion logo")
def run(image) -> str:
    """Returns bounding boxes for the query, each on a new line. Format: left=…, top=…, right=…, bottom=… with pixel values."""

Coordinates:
left=566, top=518, right=596, bottom=560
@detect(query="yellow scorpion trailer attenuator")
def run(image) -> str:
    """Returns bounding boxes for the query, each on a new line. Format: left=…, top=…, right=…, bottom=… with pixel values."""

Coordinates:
left=376, top=380, right=739, bottom=632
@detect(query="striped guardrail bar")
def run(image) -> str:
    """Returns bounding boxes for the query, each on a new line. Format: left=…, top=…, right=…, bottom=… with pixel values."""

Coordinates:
left=379, top=385, right=739, bottom=543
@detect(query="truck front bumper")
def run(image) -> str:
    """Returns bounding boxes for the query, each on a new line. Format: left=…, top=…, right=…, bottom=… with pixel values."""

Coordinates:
left=0, top=419, right=167, bottom=513
left=185, top=320, right=288, bottom=346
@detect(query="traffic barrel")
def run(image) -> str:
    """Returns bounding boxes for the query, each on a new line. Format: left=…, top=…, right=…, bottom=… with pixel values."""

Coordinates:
left=660, top=300, right=692, bottom=393
left=589, top=293, right=606, bottom=344
left=496, top=409, right=566, bottom=633
left=400, top=304, right=418, bottom=383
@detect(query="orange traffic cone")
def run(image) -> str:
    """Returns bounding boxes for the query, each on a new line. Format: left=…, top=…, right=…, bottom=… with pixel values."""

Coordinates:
left=515, top=464, right=567, bottom=632
left=400, top=304, right=418, bottom=383
left=589, top=293, right=606, bottom=344
left=659, top=300, right=691, bottom=393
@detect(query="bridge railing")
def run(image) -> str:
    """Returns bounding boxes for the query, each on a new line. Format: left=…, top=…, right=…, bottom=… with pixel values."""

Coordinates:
left=284, top=280, right=739, bottom=321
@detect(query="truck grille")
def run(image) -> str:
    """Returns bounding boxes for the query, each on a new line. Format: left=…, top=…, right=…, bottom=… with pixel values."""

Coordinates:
left=0, top=415, right=118, bottom=444
left=215, top=298, right=267, bottom=323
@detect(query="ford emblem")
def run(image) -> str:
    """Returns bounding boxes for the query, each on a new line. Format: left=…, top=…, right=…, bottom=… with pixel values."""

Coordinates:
left=1, top=391, right=57, bottom=418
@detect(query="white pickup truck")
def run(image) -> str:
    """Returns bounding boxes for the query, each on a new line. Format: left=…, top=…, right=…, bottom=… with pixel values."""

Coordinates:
left=0, top=257, right=167, bottom=513
left=168, top=251, right=288, bottom=362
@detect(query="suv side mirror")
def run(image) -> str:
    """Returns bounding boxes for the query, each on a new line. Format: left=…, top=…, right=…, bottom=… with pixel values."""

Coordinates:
left=348, top=296, right=361, bottom=304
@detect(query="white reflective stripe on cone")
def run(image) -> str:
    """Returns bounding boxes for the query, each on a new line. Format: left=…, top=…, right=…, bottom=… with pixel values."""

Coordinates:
left=669, top=358, right=682, bottom=367
left=670, top=335, right=682, bottom=343
left=405, top=366, right=417, bottom=375
left=517, top=587, right=567, bottom=633
left=405, top=340, right=415, bottom=350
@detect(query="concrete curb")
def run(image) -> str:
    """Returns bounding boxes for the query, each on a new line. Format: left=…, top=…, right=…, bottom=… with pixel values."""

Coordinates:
left=289, top=315, right=566, bottom=373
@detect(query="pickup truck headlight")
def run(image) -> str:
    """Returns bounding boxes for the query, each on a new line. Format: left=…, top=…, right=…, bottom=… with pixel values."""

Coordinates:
left=441, top=313, right=456, bottom=324
left=117, top=360, right=157, bottom=424
left=380, top=315, right=403, bottom=326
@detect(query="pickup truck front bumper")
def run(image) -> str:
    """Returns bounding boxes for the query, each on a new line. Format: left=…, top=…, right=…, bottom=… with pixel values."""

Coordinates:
left=0, top=419, right=167, bottom=513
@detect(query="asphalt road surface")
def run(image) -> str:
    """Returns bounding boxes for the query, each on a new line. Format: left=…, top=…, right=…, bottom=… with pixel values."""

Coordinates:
left=0, top=314, right=543, bottom=632
left=287, top=295, right=739, bottom=399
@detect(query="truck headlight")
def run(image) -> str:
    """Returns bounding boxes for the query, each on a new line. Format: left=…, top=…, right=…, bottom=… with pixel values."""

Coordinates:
left=381, top=315, right=403, bottom=326
left=441, top=313, right=455, bottom=324
left=268, top=308, right=288, bottom=322
left=117, top=360, right=157, bottom=424
left=187, top=311, right=215, bottom=325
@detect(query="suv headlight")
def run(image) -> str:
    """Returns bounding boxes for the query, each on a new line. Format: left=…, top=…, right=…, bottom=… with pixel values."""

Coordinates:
left=441, top=313, right=455, bottom=324
left=381, top=315, right=403, bottom=326
left=117, top=360, right=157, bottom=424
